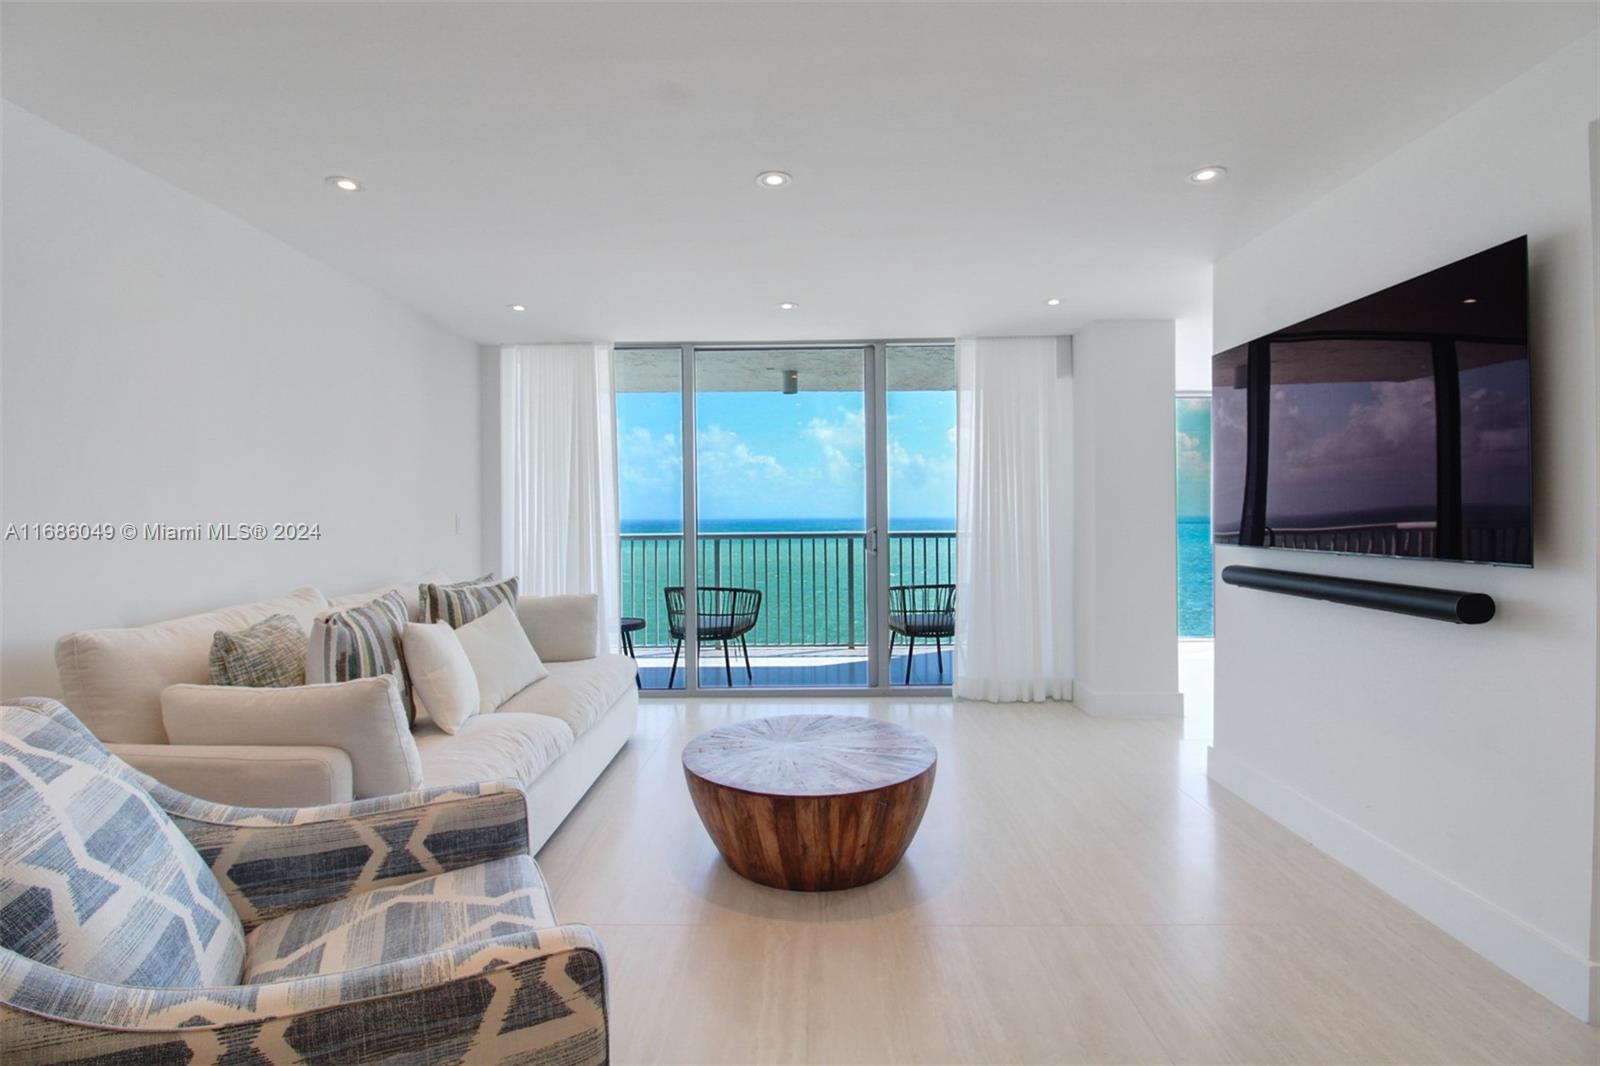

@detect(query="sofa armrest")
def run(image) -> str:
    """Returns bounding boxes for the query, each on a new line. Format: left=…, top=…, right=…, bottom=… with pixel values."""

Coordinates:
left=109, top=742, right=354, bottom=807
left=150, top=780, right=531, bottom=927
left=516, top=593, right=600, bottom=661
left=0, top=924, right=608, bottom=1066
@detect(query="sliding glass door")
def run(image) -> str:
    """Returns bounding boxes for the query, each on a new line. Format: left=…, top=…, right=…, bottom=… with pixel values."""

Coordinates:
left=615, top=341, right=955, bottom=693
left=694, top=347, right=869, bottom=688
left=885, top=344, right=958, bottom=685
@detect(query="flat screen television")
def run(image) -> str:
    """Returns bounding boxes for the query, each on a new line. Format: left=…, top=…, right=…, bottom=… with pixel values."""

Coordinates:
left=1212, top=236, right=1532, bottom=566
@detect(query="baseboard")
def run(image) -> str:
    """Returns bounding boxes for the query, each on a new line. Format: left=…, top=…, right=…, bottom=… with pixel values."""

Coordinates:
left=1072, top=684, right=1183, bottom=717
left=1207, top=745, right=1597, bottom=1023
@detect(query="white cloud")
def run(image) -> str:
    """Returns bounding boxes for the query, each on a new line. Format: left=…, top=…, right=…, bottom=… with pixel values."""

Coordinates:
left=802, top=408, right=865, bottom=484
left=696, top=425, right=787, bottom=482
left=617, top=426, right=682, bottom=487
left=889, top=439, right=956, bottom=489
left=1177, top=431, right=1207, bottom=477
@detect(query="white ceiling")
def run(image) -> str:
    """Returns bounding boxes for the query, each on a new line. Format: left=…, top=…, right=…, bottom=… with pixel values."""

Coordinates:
left=3, top=2, right=1594, bottom=346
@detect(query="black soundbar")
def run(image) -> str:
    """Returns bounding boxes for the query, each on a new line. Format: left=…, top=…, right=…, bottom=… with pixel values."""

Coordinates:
left=1220, top=565, right=1495, bottom=625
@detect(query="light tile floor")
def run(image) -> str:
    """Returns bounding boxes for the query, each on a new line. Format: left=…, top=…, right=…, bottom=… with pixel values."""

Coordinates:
left=535, top=690, right=1596, bottom=1064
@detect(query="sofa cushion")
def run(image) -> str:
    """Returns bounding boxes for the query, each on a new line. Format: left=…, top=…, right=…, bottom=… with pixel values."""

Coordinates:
left=413, top=712, right=575, bottom=791
left=242, top=854, right=554, bottom=983
left=496, top=654, right=636, bottom=737
left=162, top=676, right=423, bottom=799
left=513, top=594, right=601, bottom=663
left=56, top=587, right=328, bottom=744
left=0, top=704, right=246, bottom=988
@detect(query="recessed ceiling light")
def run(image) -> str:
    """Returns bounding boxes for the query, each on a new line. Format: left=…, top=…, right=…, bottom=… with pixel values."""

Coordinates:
left=777, top=302, right=799, bottom=311
left=757, top=171, right=792, bottom=188
left=1187, top=166, right=1227, bottom=184
left=1045, top=298, right=1061, bottom=306
left=1462, top=297, right=1479, bottom=305
left=509, top=304, right=527, bottom=312
left=326, top=175, right=363, bottom=192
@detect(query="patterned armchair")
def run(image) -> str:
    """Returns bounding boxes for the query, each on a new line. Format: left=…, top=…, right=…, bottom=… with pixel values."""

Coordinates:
left=0, top=698, right=608, bottom=1065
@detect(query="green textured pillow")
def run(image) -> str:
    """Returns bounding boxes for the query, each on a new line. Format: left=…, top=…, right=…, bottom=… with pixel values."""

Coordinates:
left=208, top=613, right=307, bottom=688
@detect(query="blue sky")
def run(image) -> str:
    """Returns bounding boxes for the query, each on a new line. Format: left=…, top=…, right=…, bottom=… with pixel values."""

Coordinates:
left=1176, top=396, right=1212, bottom=519
left=616, top=390, right=957, bottom=526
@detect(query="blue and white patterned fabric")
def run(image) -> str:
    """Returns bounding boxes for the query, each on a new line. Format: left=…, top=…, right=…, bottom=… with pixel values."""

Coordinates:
left=0, top=704, right=245, bottom=988
left=244, top=853, right=558, bottom=983
left=0, top=698, right=609, bottom=1065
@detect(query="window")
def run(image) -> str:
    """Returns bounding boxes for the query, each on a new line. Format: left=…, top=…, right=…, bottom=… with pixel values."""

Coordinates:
left=1176, top=393, right=1213, bottom=638
left=613, top=342, right=957, bottom=690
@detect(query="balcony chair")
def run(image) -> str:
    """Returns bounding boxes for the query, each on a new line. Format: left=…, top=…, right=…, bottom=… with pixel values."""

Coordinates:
left=888, top=583, right=957, bottom=685
left=0, top=697, right=608, bottom=1066
left=664, top=585, right=763, bottom=687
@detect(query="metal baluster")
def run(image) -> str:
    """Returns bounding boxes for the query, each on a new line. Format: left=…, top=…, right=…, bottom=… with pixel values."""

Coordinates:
left=822, top=536, right=830, bottom=648
left=809, top=537, right=817, bottom=645
left=847, top=537, right=857, bottom=649
left=834, top=536, right=841, bottom=648
left=834, top=536, right=842, bottom=647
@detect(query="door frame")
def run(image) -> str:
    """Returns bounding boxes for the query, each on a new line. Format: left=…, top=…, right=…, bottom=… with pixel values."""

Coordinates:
left=617, top=338, right=956, bottom=697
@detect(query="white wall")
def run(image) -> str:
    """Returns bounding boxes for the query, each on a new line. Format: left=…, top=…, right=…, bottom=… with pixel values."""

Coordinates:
left=0, top=103, right=483, bottom=698
left=1072, top=320, right=1182, bottom=716
left=1208, top=36, right=1600, bottom=1020
left=1174, top=306, right=1214, bottom=392
left=479, top=344, right=504, bottom=575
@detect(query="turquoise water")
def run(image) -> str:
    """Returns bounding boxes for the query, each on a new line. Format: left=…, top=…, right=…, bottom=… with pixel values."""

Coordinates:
left=1178, top=517, right=1214, bottom=638
left=622, top=516, right=1215, bottom=641
left=620, top=518, right=952, bottom=648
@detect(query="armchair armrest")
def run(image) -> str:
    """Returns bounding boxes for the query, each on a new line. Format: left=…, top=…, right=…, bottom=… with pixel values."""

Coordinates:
left=143, top=779, right=530, bottom=928
left=110, top=742, right=354, bottom=807
left=516, top=593, right=600, bottom=661
left=0, top=924, right=608, bottom=1065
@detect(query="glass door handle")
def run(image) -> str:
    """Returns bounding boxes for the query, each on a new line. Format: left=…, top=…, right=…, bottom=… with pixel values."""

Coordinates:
left=865, top=528, right=879, bottom=555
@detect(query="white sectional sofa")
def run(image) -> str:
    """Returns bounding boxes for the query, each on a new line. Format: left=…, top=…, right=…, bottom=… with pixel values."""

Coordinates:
left=54, top=580, right=639, bottom=851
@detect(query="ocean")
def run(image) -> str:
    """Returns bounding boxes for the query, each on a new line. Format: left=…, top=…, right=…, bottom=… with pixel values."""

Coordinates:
left=619, top=516, right=1215, bottom=642
left=1177, top=517, right=1214, bottom=638
left=622, top=517, right=957, bottom=534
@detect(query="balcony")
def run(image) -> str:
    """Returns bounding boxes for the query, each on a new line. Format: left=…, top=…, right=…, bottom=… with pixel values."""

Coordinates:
left=621, top=530, right=956, bottom=688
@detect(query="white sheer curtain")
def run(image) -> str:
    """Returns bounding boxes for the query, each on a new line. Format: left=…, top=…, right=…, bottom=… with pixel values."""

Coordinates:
left=500, top=343, right=620, bottom=654
left=953, top=336, right=1074, bottom=702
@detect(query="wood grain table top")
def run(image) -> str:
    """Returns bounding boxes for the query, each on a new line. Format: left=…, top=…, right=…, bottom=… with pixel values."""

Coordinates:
left=681, top=713, right=937, bottom=797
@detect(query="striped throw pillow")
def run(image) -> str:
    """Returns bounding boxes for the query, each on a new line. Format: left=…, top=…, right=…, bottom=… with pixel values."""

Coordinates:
left=420, top=575, right=519, bottom=629
left=208, top=613, right=306, bottom=688
left=415, top=572, right=491, bottom=623
left=307, top=590, right=414, bottom=724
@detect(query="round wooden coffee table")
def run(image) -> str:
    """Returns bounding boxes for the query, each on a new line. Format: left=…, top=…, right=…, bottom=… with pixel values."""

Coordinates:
left=682, top=714, right=937, bottom=891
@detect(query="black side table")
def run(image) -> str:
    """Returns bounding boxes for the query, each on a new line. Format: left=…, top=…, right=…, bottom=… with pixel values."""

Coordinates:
left=620, top=617, right=646, bottom=689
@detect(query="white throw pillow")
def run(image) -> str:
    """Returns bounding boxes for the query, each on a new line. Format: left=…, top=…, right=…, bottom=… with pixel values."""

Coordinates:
left=455, top=602, right=549, bottom=714
left=401, top=622, right=482, bottom=734
left=161, top=675, right=423, bottom=799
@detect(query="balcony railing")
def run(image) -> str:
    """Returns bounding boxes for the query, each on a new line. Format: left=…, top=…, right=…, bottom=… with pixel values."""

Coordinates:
left=620, top=531, right=956, bottom=649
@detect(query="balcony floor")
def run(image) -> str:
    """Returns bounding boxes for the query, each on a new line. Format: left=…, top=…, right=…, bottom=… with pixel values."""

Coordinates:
left=630, top=644, right=953, bottom=689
